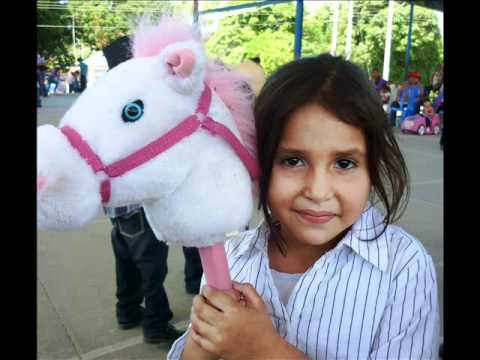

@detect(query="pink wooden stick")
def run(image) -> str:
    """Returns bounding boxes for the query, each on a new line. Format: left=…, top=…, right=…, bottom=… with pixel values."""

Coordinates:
left=198, top=243, right=232, bottom=291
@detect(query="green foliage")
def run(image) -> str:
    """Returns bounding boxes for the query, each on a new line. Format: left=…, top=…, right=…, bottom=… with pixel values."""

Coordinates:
left=37, top=7, right=75, bottom=70
left=351, top=1, right=443, bottom=84
left=37, top=0, right=192, bottom=68
left=205, top=3, right=296, bottom=74
left=37, top=0, right=443, bottom=84
left=71, top=0, right=178, bottom=50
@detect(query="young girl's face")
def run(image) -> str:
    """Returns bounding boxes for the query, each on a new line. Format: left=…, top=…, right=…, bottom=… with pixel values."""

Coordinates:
left=423, top=102, right=435, bottom=117
left=268, top=103, right=371, bottom=249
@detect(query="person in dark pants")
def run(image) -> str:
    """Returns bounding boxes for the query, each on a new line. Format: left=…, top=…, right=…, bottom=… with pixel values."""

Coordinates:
left=37, top=54, right=48, bottom=97
left=37, top=77, right=42, bottom=108
left=182, top=247, right=203, bottom=294
left=106, top=205, right=203, bottom=344
left=78, top=57, right=88, bottom=92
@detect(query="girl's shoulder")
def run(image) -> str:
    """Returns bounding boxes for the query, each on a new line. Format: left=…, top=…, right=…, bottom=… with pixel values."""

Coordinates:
left=350, top=206, right=434, bottom=277
left=224, top=222, right=267, bottom=258
left=382, top=223, right=435, bottom=277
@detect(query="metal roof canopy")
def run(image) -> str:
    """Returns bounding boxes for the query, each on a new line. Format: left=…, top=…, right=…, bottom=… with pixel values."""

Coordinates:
left=197, top=0, right=304, bottom=59
left=403, top=0, right=443, bottom=80
left=413, top=0, right=443, bottom=12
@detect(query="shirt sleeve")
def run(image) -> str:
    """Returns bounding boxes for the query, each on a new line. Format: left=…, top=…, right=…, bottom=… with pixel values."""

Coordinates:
left=369, top=253, right=440, bottom=359
left=167, top=327, right=190, bottom=360
left=167, top=274, right=208, bottom=360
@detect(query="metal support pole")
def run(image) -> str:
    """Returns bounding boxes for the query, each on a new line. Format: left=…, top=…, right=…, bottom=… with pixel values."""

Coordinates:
left=294, top=0, right=304, bottom=59
left=404, top=0, right=414, bottom=79
left=330, top=1, right=339, bottom=56
left=193, top=0, right=199, bottom=25
left=383, top=0, right=395, bottom=81
left=345, top=0, right=354, bottom=60
left=72, top=14, right=76, bottom=60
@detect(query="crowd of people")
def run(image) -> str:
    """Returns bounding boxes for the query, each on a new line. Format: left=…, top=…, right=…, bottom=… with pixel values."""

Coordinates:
left=37, top=53, right=89, bottom=106
left=370, top=63, right=444, bottom=149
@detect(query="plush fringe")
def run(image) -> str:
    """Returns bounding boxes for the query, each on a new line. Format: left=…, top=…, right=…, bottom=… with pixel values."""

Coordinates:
left=132, top=14, right=200, bottom=58
left=205, top=60, right=257, bottom=159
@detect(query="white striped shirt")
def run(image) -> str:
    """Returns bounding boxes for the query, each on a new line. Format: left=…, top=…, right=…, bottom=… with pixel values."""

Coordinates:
left=168, top=205, right=440, bottom=360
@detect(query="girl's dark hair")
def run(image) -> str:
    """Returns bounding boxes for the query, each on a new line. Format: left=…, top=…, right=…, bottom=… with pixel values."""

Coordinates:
left=254, top=54, right=409, bottom=252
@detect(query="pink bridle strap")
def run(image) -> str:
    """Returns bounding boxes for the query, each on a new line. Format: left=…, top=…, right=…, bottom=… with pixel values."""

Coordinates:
left=60, top=83, right=260, bottom=203
left=60, top=126, right=111, bottom=203
left=200, top=117, right=260, bottom=180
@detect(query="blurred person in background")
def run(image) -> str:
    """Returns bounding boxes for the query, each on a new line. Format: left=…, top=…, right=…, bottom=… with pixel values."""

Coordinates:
left=78, top=57, right=89, bottom=92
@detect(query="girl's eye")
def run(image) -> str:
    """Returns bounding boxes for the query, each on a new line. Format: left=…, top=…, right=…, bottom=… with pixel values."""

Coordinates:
left=281, top=157, right=304, bottom=167
left=122, top=100, right=144, bottom=122
left=335, top=159, right=356, bottom=170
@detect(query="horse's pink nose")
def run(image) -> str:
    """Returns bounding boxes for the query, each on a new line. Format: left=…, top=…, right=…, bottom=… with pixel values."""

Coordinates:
left=37, top=176, right=48, bottom=192
left=166, top=49, right=196, bottom=78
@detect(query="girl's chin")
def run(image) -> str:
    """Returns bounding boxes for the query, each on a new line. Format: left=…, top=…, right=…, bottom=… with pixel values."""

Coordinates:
left=288, top=223, right=350, bottom=248
left=289, top=230, right=339, bottom=248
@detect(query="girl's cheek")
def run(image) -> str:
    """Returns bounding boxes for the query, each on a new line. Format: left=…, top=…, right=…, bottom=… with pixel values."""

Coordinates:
left=273, top=170, right=303, bottom=193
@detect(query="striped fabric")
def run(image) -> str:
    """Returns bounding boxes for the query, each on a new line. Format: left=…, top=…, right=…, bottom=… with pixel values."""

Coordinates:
left=167, top=205, right=440, bottom=360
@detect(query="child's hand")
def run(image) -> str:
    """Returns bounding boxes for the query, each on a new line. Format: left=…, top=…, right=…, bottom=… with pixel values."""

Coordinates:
left=190, top=282, right=279, bottom=359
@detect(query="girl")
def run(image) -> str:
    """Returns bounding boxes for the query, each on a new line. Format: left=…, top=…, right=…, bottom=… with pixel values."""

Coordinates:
left=421, top=100, right=439, bottom=132
left=168, top=54, right=440, bottom=360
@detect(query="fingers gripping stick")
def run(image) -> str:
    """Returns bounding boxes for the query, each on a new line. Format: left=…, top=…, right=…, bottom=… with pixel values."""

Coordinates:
left=198, top=243, right=232, bottom=292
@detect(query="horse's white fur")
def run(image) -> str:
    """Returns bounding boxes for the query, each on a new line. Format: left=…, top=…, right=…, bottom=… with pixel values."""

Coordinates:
left=37, top=124, right=102, bottom=229
left=37, top=40, right=254, bottom=247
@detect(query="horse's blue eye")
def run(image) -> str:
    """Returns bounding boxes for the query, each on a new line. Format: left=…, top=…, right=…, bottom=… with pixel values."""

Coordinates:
left=122, top=100, right=144, bottom=122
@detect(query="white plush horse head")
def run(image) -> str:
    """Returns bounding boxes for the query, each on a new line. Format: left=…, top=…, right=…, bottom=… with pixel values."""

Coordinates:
left=37, top=16, right=258, bottom=248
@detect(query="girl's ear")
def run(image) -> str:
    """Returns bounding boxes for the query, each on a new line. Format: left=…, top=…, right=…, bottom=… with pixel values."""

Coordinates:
left=157, top=40, right=207, bottom=95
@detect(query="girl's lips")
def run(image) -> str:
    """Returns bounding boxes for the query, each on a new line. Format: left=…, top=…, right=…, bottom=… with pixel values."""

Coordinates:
left=295, top=210, right=337, bottom=224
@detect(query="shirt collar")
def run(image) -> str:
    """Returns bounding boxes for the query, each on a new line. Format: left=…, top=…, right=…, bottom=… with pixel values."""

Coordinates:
left=232, top=220, right=269, bottom=257
left=237, top=204, right=390, bottom=272
left=340, top=204, right=390, bottom=272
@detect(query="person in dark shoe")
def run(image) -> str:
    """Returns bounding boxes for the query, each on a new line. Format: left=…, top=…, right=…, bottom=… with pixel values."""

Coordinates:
left=105, top=205, right=201, bottom=344
left=144, top=322, right=185, bottom=344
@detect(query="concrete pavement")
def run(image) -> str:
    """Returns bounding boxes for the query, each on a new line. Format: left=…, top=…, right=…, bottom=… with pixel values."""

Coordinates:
left=37, top=94, right=443, bottom=359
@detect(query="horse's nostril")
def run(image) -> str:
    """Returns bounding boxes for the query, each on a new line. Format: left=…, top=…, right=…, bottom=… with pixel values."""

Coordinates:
left=37, top=176, right=48, bottom=192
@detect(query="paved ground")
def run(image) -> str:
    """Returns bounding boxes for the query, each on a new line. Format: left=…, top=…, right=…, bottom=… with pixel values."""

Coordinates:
left=37, top=94, right=443, bottom=359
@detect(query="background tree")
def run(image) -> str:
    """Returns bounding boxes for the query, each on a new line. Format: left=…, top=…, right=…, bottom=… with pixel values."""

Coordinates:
left=204, top=0, right=443, bottom=84
left=37, top=0, right=192, bottom=69
left=37, top=0, right=443, bottom=84
left=37, top=6, right=75, bottom=70
left=205, top=2, right=297, bottom=74
left=70, top=0, right=189, bottom=50
left=350, top=0, right=443, bottom=83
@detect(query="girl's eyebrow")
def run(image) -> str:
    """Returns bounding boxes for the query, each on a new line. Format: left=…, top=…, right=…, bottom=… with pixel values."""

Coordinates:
left=278, top=146, right=366, bottom=158
left=334, top=149, right=366, bottom=158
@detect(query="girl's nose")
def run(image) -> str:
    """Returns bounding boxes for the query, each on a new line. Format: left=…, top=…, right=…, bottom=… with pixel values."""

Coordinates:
left=301, top=169, right=334, bottom=202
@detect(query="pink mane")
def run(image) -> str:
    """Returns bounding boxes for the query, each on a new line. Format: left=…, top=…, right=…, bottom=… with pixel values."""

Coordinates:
left=205, top=61, right=257, bottom=159
left=131, top=16, right=257, bottom=160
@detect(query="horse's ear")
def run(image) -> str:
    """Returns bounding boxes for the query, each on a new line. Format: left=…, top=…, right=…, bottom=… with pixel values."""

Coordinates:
left=158, top=40, right=206, bottom=95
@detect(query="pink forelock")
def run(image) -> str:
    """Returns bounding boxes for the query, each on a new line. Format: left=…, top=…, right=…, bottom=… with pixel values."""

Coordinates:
left=132, top=15, right=199, bottom=58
